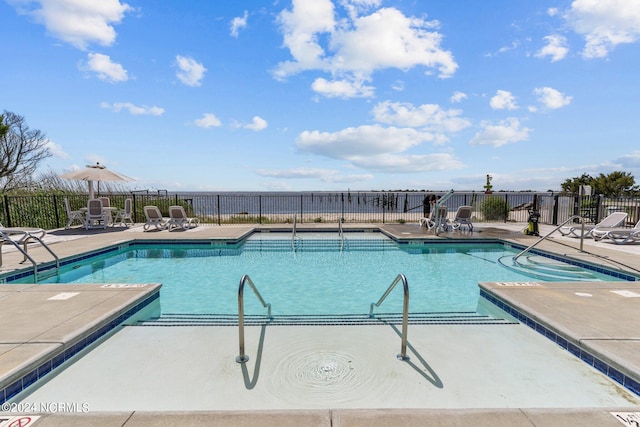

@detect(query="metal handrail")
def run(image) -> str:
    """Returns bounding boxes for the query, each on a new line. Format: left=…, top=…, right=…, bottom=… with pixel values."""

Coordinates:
left=338, top=217, right=345, bottom=249
left=513, top=214, right=586, bottom=261
left=291, top=214, right=298, bottom=250
left=236, top=274, right=272, bottom=363
left=0, top=230, right=60, bottom=282
left=369, top=273, right=410, bottom=361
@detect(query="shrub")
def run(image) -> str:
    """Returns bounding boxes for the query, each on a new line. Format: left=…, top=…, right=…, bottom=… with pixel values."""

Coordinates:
left=479, top=196, right=510, bottom=221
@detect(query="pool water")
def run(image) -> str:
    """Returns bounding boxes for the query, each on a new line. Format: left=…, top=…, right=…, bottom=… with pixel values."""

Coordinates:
left=35, top=233, right=623, bottom=316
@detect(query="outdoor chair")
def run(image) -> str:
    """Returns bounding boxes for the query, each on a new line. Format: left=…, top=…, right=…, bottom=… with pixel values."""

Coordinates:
left=559, top=211, right=627, bottom=238
left=450, top=205, right=473, bottom=231
left=168, top=205, right=199, bottom=231
left=420, top=206, right=448, bottom=230
left=143, top=206, right=169, bottom=231
left=85, top=199, right=107, bottom=230
left=0, top=221, right=47, bottom=266
left=64, top=197, right=85, bottom=229
left=113, top=198, right=134, bottom=227
left=593, top=219, right=640, bottom=244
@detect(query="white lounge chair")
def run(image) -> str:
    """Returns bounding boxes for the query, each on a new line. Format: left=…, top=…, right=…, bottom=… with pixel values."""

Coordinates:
left=143, top=206, right=169, bottom=231
left=593, top=219, right=640, bottom=244
left=450, top=205, right=473, bottom=231
left=64, top=197, right=85, bottom=229
left=85, top=199, right=107, bottom=230
left=559, top=211, right=627, bottom=238
left=168, top=205, right=199, bottom=231
left=420, top=206, right=448, bottom=230
left=113, top=198, right=134, bottom=227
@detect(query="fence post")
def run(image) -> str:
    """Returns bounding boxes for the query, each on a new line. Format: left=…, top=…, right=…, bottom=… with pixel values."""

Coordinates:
left=300, top=194, right=303, bottom=223
left=217, top=195, right=221, bottom=226
left=53, top=194, right=61, bottom=229
left=552, top=194, right=559, bottom=225
left=595, top=195, right=602, bottom=223
left=4, top=195, right=11, bottom=227
left=259, top=195, right=262, bottom=224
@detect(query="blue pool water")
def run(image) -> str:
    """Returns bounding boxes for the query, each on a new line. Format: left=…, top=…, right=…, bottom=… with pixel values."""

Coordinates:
left=30, top=233, right=626, bottom=316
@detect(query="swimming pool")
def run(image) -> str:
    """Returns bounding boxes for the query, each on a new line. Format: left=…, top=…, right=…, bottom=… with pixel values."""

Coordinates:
left=18, top=232, right=631, bottom=318
left=7, top=231, right=640, bottom=411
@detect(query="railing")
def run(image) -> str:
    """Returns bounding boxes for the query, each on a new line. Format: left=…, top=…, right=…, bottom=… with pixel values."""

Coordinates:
left=0, top=230, right=59, bottom=282
left=236, top=274, right=272, bottom=363
left=338, top=217, right=345, bottom=249
left=369, top=273, right=410, bottom=361
left=291, top=214, right=298, bottom=250
left=513, top=215, right=586, bottom=261
left=2, top=192, right=638, bottom=229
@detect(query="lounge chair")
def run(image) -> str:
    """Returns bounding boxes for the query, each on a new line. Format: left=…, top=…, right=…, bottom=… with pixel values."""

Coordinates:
left=559, top=211, right=627, bottom=238
left=143, top=206, right=169, bottom=231
left=168, top=205, right=199, bottom=231
left=420, top=206, right=448, bottom=230
left=85, top=199, right=107, bottom=230
left=593, top=219, right=640, bottom=244
left=64, top=197, right=85, bottom=229
left=113, top=198, right=134, bottom=227
left=450, top=205, right=473, bottom=231
left=0, top=222, right=46, bottom=266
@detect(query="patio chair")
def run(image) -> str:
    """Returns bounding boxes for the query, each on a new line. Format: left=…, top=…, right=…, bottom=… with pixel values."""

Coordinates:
left=64, top=197, right=85, bottom=229
left=168, top=205, right=199, bottom=231
left=559, top=211, right=627, bottom=238
left=85, top=198, right=107, bottom=230
left=450, top=205, right=473, bottom=231
left=113, top=198, right=134, bottom=227
left=593, top=219, right=640, bottom=244
left=420, top=206, right=448, bottom=230
left=143, top=206, right=169, bottom=231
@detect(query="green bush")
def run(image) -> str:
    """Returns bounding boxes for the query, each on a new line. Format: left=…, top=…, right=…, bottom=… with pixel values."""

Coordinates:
left=479, top=196, right=510, bottom=221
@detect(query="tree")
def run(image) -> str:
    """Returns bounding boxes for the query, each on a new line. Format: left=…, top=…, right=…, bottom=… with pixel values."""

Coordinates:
left=0, top=111, right=52, bottom=192
left=560, top=171, right=637, bottom=198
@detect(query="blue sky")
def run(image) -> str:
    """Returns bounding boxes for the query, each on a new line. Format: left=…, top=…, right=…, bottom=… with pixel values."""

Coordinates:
left=2, top=0, right=640, bottom=192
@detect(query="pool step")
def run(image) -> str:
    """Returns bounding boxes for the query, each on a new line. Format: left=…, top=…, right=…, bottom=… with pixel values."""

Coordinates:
left=134, top=312, right=517, bottom=327
left=242, top=239, right=398, bottom=252
left=498, top=255, right=600, bottom=281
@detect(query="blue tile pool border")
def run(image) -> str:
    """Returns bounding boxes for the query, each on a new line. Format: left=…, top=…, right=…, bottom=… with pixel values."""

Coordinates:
left=480, top=288, right=640, bottom=397
left=0, top=289, right=160, bottom=404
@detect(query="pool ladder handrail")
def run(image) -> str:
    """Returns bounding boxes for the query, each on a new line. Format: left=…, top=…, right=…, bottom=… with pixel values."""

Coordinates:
left=338, top=217, right=345, bottom=249
left=513, top=214, right=586, bottom=262
left=369, top=273, right=410, bottom=361
left=236, top=274, right=272, bottom=363
left=291, top=214, right=301, bottom=250
left=0, top=230, right=59, bottom=282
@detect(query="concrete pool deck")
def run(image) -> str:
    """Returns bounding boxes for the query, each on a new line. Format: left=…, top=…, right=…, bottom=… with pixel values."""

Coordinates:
left=1, top=222, right=639, bottom=426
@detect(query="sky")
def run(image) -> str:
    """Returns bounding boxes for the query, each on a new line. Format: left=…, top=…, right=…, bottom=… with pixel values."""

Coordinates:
left=2, top=0, right=640, bottom=193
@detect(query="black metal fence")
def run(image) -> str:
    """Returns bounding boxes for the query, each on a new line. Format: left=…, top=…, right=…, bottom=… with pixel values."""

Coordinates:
left=1, top=191, right=639, bottom=230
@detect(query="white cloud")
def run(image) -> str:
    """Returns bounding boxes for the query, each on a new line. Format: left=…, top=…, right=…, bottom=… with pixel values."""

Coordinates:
left=536, top=35, right=569, bottom=62
left=450, top=91, right=467, bottom=103
left=349, top=153, right=464, bottom=173
left=469, top=118, right=531, bottom=147
left=372, top=101, right=471, bottom=136
left=194, top=113, right=222, bottom=128
left=45, top=139, right=68, bottom=158
left=274, top=3, right=457, bottom=98
left=563, top=0, right=640, bottom=58
left=230, top=10, right=248, bottom=37
left=255, top=167, right=373, bottom=183
left=490, top=90, right=518, bottom=110
left=534, top=87, right=572, bottom=109
left=8, top=0, right=132, bottom=50
left=84, top=53, right=128, bottom=83
left=296, top=125, right=431, bottom=159
left=615, top=150, right=640, bottom=168
left=311, top=77, right=374, bottom=98
left=100, top=102, right=164, bottom=116
left=244, top=116, right=268, bottom=131
left=176, top=55, right=207, bottom=87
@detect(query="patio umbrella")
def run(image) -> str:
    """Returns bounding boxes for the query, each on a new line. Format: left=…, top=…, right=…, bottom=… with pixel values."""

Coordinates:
left=59, top=162, right=134, bottom=198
